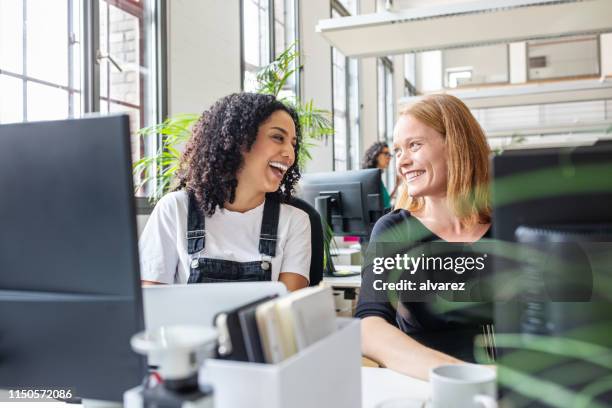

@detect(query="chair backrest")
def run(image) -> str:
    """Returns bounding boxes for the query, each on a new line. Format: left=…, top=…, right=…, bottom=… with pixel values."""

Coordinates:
left=286, top=196, right=324, bottom=286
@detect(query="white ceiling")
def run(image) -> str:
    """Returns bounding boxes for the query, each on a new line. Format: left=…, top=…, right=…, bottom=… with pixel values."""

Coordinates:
left=317, top=0, right=612, bottom=57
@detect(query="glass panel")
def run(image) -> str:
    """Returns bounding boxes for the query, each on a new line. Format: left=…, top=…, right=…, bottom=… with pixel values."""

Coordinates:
left=27, top=81, right=68, bottom=121
left=100, top=0, right=157, bottom=197
left=338, top=0, right=357, bottom=14
left=26, top=0, right=68, bottom=86
left=273, top=0, right=286, bottom=58
left=71, top=91, right=81, bottom=118
left=347, top=57, right=359, bottom=170
left=333, top=45, right=348, bottom=171
left=70, top=0, right=81, bottom=92
left=528, top=35, right=599, bottom=81
left=0, top=0, right=23, bottom=73
left=110, top=102, right=140, bottom=163
left=0, top=74, right=23, bottom=123
left=243, top=0, right=270, bottom=91
left=443, top=44, right=508, bottom=88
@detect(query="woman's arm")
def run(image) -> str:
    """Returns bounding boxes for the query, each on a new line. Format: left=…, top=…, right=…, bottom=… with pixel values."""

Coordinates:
left=361, top=316, right=463, bottom=380
left=279, top=272, right=309, bottom=291
left=141, top=280, right=166, bottom=286
left=278, top=206, right=312, bottom=290
left=139, top=193, right=182, bottom=284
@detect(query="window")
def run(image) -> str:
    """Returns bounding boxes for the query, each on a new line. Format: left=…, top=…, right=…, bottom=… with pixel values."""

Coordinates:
left=332, top=0, right=359, bottom=171
left=527, top=35, right=600, bottom=81
left=378, top=57, right=394, bottom=185
left=241, top=0, right=298, bottom=97
left=0, top=0, right=164, bottom=197
left=442, top=44, right=509, bottom=88
left=404, top=53, right=417, bottom=97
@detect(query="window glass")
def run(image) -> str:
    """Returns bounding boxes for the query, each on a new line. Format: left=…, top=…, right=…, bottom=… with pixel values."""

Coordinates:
left=26, top=81, right=68, bottom=121
left=0, top=0, right=23, bottom=73
left=242, top=0, right=270, bottom=92
left=99, top=0, right=158, bottom=196
left=528, top=35, right=599, bottom=81
left=443, top=44, right=508, bottom=88
left=26, top=0, right=68, bottom=86
left=0, top=74, right=23, bottom=123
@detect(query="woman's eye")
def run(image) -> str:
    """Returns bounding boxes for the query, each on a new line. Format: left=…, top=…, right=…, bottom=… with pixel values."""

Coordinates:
left=409, top=142, right=422, bottom=150
left=273, top=134, right=284, bottom=142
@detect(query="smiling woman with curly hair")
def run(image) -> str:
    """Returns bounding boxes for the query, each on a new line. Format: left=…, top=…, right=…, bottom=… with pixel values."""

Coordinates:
left=139, top=93, right=311, bottom=291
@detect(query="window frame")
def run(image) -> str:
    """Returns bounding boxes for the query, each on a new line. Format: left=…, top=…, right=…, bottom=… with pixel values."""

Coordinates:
left=0, top=0, right=167, bottom=203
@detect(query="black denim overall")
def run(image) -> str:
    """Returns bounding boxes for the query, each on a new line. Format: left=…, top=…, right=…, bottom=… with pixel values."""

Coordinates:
left=186, top=193, right=280, bottom=283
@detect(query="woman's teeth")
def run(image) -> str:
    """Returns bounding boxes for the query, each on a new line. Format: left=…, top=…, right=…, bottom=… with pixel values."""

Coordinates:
left=269, top=161, right=289, bottom=178
left=406, top=170, right=425, bottom=181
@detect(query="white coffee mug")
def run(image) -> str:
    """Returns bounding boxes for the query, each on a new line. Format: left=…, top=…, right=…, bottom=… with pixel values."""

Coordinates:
left=430, top=364, right=497, bottom=408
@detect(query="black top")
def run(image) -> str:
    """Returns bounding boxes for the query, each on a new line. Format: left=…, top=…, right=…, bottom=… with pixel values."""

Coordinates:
left=355, top=209, right=493, bottom=362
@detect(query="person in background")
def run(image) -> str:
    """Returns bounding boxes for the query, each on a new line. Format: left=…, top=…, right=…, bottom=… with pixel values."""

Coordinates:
left=139, top=93, right=311, bottom=291
left=356, top=94, right=493, bottom=380
left=362, top=141, right=399, bottom=210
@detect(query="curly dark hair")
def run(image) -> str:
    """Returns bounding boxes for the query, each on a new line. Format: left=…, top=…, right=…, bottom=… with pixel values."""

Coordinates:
left=175, top=93, right=302, bottom=216
left=361, top=141, right=389, bottom=169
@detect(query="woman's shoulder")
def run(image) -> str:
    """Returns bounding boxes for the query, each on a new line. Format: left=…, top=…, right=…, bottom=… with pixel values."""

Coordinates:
left=371, top=209, right=435, bottom=243
left=279, top=202, right=310, bottom=226
left=372, top=209, right=412, bottom=232
left=153, top=190, right=189, bottom=214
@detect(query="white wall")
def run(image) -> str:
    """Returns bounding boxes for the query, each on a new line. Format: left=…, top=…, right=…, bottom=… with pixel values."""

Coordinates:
left=300, top=0, right=334, bottom=173
left=509, top=42, right=527, bottom=84
left=167, top=0, right=241, bottom=115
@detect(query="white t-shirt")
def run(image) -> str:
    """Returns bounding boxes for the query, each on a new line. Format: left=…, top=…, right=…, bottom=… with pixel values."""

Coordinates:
left=139, top=191, right=311, bottom=284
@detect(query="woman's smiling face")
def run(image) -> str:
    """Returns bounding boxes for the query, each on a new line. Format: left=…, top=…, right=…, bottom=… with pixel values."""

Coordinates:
left=238, top=109, right=297, bottom=193
left=393, top=114, right=448, bottom=198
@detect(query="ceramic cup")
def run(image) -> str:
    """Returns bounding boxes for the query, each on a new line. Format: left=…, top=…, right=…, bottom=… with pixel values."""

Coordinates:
left=430, top=364, right=497, bottom=408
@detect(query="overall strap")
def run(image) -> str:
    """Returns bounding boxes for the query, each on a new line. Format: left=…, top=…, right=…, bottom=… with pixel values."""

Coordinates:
left=187, top=192, right=205, bottom=254
left=259, top=193, right=281, bottom=257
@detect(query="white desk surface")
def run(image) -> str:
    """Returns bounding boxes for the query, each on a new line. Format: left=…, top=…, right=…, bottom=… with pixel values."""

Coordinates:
left=322, top=264, right=362, bottom=288
left=4, top=368, right=429, bottom=408
left=362, top=367, right=430, bottom=408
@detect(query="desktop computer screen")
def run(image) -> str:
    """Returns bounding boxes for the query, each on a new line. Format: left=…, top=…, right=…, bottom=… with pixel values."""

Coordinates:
left=491, top=144, right=612, bottom=405
left=0, top=115, right=145, bottom=402
left=299, top=168, right=385, bottom=238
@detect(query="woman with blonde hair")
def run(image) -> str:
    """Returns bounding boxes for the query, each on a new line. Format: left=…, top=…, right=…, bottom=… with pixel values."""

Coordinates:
left=355, top=94, right=493, bottom=379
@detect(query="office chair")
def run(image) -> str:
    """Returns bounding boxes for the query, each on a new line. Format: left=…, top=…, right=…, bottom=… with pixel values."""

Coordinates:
left=286, top=197, right=324, bottom=286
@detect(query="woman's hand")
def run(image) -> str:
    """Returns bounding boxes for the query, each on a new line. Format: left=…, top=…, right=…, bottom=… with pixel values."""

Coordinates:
left=362, top=316, right=463, bottom=380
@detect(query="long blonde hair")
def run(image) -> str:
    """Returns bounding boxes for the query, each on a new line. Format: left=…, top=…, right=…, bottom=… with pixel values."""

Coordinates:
left=395, top=94, right=491, bottom=226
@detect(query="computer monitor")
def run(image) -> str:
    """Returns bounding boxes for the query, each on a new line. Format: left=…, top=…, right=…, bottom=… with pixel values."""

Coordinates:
left=299, top=169, right=385, bottom=238
left=0, top=115, right=145, bottom=402
left=491, top=144, right=612, bottom=405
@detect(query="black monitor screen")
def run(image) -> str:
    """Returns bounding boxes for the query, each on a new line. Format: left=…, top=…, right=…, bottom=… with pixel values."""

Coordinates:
left=0, top=115, right=145, bottom=402
left=299, top=169, right=384, bottom=238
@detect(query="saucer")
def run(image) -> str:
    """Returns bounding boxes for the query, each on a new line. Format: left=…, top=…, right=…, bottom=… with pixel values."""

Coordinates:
left=375, top=398, right=427, bottom=408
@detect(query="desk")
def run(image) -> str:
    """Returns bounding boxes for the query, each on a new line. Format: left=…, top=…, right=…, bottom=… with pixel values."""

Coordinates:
left=362, top=367, right=430, bottom=408
left=8, top=368, right=429, bottom=408
left=322, top=265, right=362, bottom=316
